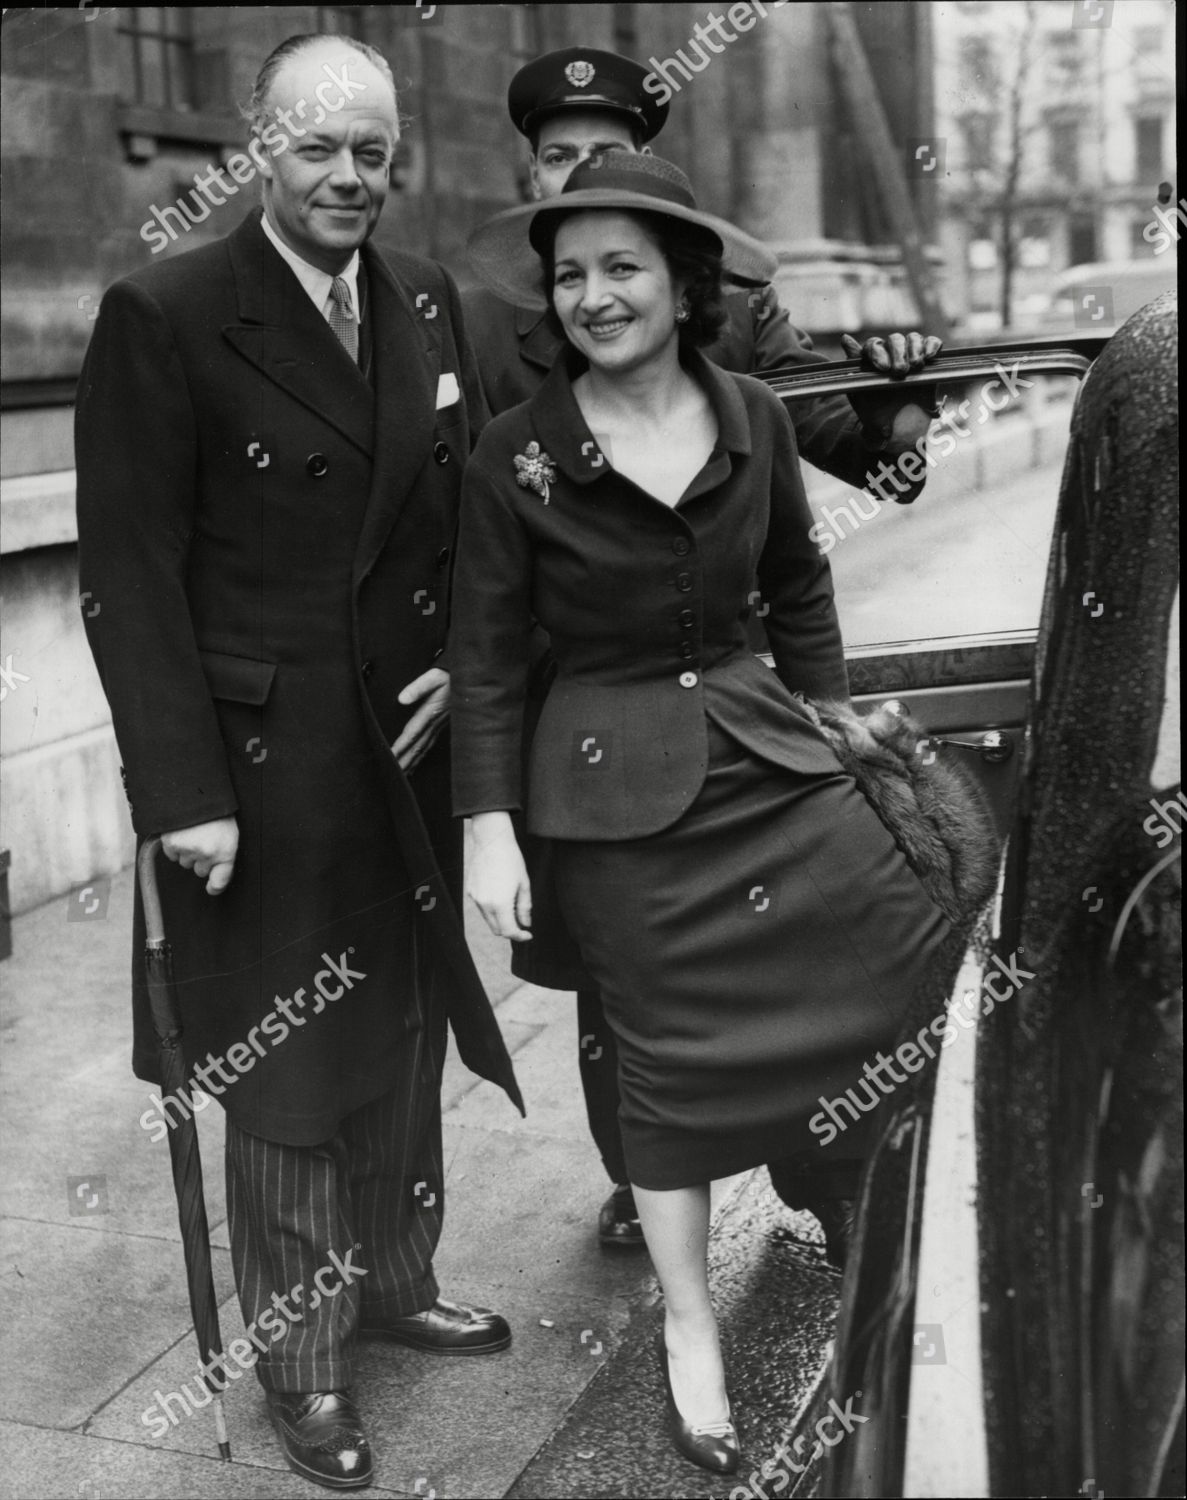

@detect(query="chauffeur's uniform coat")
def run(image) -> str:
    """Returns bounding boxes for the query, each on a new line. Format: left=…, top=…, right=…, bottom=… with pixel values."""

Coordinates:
left=76, top=208, right=522, bottom=1147
left=450, top=348, right=951, bottom=1186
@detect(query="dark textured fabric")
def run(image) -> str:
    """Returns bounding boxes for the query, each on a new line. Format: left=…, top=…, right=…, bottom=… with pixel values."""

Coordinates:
left=75, top=207, right=522, bottom=1140
left=552, top=718, right=952, bottom=1189
left=972, top=291, right=1181, bottom=1499
left=575, top=986, right=629, bottom=1184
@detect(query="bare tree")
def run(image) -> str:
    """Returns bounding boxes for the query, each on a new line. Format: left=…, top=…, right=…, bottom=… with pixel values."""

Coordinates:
left=997, top=1, right=1039, bottom=328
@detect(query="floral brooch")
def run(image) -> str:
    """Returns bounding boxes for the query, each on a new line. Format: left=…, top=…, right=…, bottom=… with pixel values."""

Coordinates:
left=513, top=441, right=557, bottom=504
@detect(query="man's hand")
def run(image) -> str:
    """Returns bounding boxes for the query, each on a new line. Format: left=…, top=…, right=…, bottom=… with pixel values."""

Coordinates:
left=841, top=332, right=944, bottom=449
left=391, top=667, right=450, bottom=773
left=467, top=812, right=532, bottom=942
left=162, top=816, right=239, bottom=895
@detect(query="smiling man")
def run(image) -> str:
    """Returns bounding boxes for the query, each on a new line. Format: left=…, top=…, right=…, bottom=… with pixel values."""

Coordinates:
left=75, top=33, right=521, bottom=1491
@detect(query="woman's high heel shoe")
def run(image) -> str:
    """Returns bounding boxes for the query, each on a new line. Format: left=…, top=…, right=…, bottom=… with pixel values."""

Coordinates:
left=659, top=1340, right=740, bottom=1475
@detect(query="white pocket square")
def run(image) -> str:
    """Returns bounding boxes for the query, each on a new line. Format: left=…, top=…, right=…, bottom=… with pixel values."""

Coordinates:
left=435, top=372, right=460, bottom=410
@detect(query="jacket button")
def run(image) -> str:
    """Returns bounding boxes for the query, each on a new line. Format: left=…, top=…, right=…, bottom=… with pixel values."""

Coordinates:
left=676, top=572, right=693, bottom=592
left=678, top=671, right=698, bottom=688
left=433, top=442, right=450, bottom=464
left=672, top=537, right=690, bottom=556
left=306, top=453, right=329, bottom=477
left=361, top=659, right=375, bottom=680
left=436, top=546, right=450, bottom=569
left=679, top=641, right=694, bottom=659
left=678, top=609, right=695, bottom=629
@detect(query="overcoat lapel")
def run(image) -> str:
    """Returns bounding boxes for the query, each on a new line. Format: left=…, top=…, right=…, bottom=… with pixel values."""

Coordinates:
left=222, top=210, right=374, bottom=457
left=350, top=242, right=438, bottom=586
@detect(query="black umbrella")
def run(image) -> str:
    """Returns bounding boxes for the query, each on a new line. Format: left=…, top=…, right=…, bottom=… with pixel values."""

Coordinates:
left=137, top=836, right=231, bottom=1461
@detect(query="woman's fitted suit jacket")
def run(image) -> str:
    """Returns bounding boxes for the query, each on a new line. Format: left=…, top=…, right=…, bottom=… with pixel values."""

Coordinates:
left=450, top=347, right=851, bottom=837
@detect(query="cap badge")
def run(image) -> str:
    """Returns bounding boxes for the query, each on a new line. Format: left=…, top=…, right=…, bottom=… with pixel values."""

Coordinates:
left=564, top=60, right=596, bottom=88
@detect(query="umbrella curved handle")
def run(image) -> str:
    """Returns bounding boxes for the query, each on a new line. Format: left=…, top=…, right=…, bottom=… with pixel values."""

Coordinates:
left=137, top=835, right=166, bottom=949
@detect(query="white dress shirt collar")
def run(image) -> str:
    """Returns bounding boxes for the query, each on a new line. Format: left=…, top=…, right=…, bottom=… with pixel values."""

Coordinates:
left=261, top=212, right=360, bottom=322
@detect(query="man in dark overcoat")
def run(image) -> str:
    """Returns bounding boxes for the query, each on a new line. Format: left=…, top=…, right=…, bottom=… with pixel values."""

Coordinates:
left=461, top=46, right=941, bottom=1262
left=75, top=33, right=521, bottom=1491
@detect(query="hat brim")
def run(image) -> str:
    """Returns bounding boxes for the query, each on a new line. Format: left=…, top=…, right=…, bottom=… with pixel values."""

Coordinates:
left=467, top=190, right=778, bottom=311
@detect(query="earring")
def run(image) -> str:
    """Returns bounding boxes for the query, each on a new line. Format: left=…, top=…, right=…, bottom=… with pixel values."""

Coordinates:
left=675, top=304, right=690, bottom=324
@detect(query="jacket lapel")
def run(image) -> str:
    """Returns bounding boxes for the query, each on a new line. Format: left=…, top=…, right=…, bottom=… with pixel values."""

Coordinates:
left=351, top=241, right=439, bottom=584
left=221, top=210, right=374, bottom=457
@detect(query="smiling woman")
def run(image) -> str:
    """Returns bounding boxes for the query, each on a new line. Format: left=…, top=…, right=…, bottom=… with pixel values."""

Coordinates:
left=453, top=149, right=960, bottom=1476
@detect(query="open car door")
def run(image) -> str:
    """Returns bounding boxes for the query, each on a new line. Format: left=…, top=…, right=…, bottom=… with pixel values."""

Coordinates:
left=761, top=298, right=1181, bottom=1498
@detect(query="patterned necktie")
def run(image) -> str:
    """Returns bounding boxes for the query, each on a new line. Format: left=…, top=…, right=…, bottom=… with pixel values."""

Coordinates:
left=327, top=275, right=358, bottom=363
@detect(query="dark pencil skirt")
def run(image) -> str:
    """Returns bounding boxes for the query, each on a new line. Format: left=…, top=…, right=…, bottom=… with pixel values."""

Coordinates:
left=551, top=717, right=953, bottom=1190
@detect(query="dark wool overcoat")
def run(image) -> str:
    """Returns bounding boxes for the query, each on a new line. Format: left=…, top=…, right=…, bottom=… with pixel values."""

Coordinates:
left=76, top=208, right=522, bottom=1144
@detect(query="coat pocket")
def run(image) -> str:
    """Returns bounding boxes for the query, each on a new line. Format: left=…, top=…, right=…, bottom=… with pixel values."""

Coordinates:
left=198, top=648, right=278, bottom=705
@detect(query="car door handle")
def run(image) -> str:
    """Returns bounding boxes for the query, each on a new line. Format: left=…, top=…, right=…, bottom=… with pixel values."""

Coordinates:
left=929, top=730, right=1015, bottom=764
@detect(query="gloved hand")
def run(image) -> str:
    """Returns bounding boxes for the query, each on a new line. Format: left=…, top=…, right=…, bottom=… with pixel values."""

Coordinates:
left=840, top=332, right=944, bottom=450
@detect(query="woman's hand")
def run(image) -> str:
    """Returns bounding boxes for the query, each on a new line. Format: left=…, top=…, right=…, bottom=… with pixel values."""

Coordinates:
left=468, top=812, right=532, bottom=941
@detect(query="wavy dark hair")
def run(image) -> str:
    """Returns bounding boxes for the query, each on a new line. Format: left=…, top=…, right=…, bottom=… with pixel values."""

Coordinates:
left=532, top=208, right=729, bottom=352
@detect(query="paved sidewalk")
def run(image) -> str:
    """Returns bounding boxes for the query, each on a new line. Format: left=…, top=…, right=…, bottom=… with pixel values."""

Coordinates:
left=2, top=863, right=822, bottom=1500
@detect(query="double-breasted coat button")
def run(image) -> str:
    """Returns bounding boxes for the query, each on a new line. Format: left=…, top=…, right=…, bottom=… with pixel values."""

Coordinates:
left=677, top=608, right=695, bottom=629
left=361, top=659, right=375, bottom=681
left=306, top=453, right=329, bottom=477
left=672, top=537, right=691, bottom=556
left=436, top=547, right=451, bottom=569
left=679, top=641, right=695, bottom=659
left=676, top=572, right=693, bottom=592
left=433, top=442, right=450, bottom=464
left=678, top=671, right=698, bottom=688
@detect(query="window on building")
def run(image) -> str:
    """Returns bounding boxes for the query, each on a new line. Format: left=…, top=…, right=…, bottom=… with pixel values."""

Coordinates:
left=509, top=5, right=545, bottom=60
left=316, top=8, right=366, bottom=38
left=1135, top=116, right=1164, bottom=182
left=1068, top=215, right=1097, bottom=267
left=1048, top=120, right=1080, bottom=183
left=118, top=8, right=196, bottom=111
left=613, top=4, right=637, bottom=54
left=961, top=112, right=995, bottom=171
left=959, top=35, right=997, bottom=92
left=1045, top=31, right=1083, bottom=86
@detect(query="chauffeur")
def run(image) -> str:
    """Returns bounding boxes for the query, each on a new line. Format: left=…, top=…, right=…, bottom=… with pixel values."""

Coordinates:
left=76, top=34, right=520, bottom=1492
left=461, top=46, right=941, bottom=1260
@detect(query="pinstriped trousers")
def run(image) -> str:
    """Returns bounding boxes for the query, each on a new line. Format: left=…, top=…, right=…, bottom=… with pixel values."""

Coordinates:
left=224, top=989, right=447, bottom=1394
